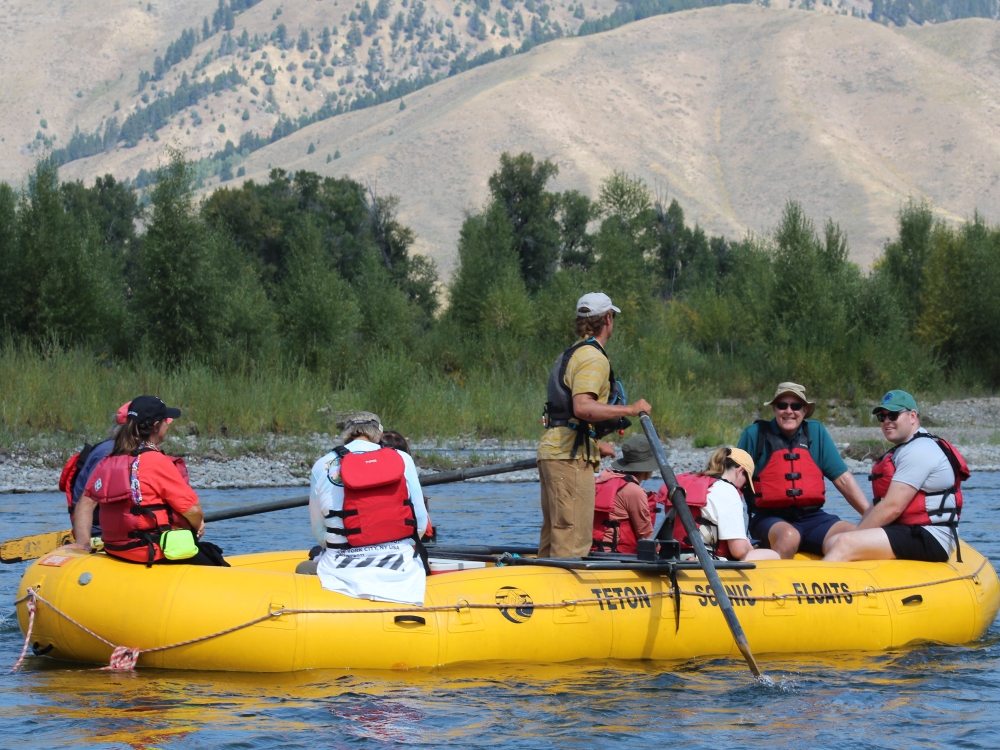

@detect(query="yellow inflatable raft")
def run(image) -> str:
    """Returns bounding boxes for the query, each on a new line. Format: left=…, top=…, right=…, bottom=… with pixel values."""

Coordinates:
left=15, top=543, right=999, bottom=672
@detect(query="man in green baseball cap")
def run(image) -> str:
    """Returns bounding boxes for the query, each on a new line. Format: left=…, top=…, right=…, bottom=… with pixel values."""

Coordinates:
left=825, top=390, right=970, bottom=563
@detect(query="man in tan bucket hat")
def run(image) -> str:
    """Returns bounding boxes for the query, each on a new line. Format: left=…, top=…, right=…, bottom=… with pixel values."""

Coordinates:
left=736, top=382, right=870, bottom=558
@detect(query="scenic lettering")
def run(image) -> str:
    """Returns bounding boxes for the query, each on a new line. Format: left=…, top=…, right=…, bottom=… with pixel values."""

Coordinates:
left=694, top=584, right=756, bottom=607
left=590, top=586, right=652, bottom=611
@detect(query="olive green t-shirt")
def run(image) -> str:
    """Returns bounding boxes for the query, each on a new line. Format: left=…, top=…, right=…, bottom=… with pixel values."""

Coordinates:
left=537, top=342, right=611, bottom=464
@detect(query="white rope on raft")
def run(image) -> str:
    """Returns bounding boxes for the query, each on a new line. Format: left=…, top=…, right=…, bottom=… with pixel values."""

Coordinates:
left=9, top=558, right=990, bottom=672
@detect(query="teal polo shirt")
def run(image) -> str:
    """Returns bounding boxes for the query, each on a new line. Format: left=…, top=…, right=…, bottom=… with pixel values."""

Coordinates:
left=736, top=419, right=848, bottom=480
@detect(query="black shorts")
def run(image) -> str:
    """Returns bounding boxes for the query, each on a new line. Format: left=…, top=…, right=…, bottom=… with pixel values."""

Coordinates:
left=883, top=524, right=949, bottom=563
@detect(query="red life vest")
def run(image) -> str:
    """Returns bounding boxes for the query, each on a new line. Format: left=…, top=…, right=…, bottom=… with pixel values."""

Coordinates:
left=656, top=474, right=731, bottom=558
left=870, top=432, right=969, bottom=529
left=752, top=420, right=826, bottom=510
left=59, top=452, right=84, bottom=513
left=326, top=446, right=417, bottom=548
left=592, top=473, right=645, bottom=554
left=85, top=450, right=192, bottom=565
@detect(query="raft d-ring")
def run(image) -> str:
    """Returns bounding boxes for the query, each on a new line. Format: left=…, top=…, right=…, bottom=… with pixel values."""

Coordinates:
left=268, top=603, right=285, bottom=617
left=456, top=598, right=471, bottom=612
left=865, top=586, right=876, bottom=597
left=973, top=575, right=981, bottom=585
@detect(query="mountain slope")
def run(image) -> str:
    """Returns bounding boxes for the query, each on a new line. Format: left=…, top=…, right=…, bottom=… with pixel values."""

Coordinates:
left=13, top=4, right=1000, bottom=274
left=0, top=0, right=623, bottom=183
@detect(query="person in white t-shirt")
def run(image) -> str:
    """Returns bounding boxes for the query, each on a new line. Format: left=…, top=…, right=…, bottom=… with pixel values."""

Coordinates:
left=825, top=390, right=967, bottom=562
left=296, top=411, right=429, bottom=605
left=695, top=447, right=780, bottom=562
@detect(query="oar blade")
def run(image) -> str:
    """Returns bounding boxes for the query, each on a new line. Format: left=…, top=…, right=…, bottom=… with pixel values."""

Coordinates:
left=1, top=529, right=74, bottom=564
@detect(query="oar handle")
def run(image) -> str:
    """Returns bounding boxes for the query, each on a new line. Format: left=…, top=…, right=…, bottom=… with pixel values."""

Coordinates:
left=639, top=412, right=763, bottom=678
left=203, top=457, right=539, bottom=523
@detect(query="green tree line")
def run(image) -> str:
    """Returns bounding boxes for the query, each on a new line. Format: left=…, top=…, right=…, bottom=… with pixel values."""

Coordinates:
left=2, top=152, right=999, bottom=439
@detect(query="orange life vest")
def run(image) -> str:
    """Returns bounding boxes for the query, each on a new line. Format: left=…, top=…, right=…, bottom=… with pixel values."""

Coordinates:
left=85, top=449, right=193, bottom=565
left=752, top=420, right=826, bottom=510
left=656, top=473, right=732, bottom=559
left=592, top=473, right=646, bottom=554
left=870, top=433, right=968, bottom=557
left=326, top=446, right=417, bottom=548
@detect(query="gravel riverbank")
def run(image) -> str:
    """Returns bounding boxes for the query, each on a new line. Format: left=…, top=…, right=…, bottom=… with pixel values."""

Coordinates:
left=3, top=398, right=999, bottom=493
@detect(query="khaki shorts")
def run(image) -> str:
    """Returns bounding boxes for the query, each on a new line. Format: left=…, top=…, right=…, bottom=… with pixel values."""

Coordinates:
left=538, top=458, right=597, bottom=559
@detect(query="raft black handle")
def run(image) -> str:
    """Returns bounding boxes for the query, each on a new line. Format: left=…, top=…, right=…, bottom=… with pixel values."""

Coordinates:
left=901, top=595, right=923, bottom=606
left=394, top=615, right=426, bottom=625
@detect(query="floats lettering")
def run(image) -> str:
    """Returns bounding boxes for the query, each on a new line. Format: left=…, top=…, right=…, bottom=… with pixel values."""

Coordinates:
left=694, top=584, right=756, bottom=607
left=790, top=582, right=854, bottom=604
left=590, top=586, right=651, bottom=610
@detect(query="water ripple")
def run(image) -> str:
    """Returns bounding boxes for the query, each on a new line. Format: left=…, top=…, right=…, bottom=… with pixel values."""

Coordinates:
left=3, top=479, right=1000, bottom=748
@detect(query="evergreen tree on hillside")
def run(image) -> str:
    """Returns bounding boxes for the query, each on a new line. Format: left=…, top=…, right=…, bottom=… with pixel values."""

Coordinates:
left=879, top=199, right=934, bottom=320
left=134, top=152, right=231, bottom=362
left=486, top=151, right=561, bottom=293
left=448, top=200, right=533, bottom=339
left=1, top=160, right=124, bottom=345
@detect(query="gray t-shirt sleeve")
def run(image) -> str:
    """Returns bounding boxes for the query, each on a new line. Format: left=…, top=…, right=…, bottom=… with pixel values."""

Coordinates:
left=891, top=431, right=955, bottom=493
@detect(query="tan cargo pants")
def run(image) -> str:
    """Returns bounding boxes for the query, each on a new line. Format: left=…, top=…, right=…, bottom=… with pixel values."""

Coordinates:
left=537, top=458, right=597, bottom=559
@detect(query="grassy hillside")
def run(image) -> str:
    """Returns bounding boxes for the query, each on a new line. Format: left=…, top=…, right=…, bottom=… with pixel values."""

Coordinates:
left=163, top=7, right=1000, bottom=273
left=4, top=2, right=1000, bottom=273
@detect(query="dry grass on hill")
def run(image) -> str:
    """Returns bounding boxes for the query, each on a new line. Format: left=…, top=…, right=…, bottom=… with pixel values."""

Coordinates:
left=6, top=4, right=1000, bottom=275
left=1, top=0, right=616, bottom=186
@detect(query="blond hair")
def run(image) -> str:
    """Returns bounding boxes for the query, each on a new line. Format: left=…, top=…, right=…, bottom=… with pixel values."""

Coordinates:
left=700, top=446, right=741, bottom=478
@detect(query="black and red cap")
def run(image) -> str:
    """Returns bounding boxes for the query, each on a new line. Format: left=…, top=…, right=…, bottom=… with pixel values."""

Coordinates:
left=126, top=395, right=181, bottom=427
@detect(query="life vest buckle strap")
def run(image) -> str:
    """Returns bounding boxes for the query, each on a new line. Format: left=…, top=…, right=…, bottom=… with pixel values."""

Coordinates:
left=786, top=488, right=803, bottom=497
left=783, top=452, right=799, bottom=461
left=785, top=472, right=801, bottom=480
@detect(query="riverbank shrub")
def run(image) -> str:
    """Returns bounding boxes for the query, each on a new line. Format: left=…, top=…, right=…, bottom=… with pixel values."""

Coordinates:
left=2, top=151, right=998, bottom=446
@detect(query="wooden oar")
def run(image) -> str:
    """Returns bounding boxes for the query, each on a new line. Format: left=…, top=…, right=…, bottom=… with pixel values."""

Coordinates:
left=0, top=457, right=539, bottom=563
left=638, top=412, right=765, bottom=679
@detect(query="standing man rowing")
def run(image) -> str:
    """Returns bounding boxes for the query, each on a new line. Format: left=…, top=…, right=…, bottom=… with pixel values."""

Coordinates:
left=537, top=292, right=651, bottom=559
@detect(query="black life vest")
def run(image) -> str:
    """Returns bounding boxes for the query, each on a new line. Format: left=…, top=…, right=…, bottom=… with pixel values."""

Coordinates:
left=542, top=338, right=630, bottom=460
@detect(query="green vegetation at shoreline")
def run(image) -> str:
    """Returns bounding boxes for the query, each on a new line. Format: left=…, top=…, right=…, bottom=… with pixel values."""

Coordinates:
left=2, top=151, right=999, bottom=454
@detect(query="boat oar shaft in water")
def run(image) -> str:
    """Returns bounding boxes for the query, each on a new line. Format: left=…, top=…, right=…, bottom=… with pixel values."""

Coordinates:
left=0, top=457, right=539, bottom=563
left=638, top=412, right=764, bottom=679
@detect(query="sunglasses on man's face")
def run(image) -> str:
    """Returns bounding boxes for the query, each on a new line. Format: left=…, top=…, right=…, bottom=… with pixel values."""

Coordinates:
left=876, top=409, right=910, bottom=423
left=774, top=401, right=804, bottom=412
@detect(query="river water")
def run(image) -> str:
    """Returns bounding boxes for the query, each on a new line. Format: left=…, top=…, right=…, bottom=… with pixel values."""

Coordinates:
left=3, top=475, right=1000, bottom=749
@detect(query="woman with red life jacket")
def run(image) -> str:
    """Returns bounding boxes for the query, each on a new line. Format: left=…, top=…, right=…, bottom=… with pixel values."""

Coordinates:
left=67, top=396, right=228, bottom=567
left=299, top=412, right=429, bottom=605
left=825, top=390, right=969, bottom=563
left=736, top=382, right=870, bottom=558
left=58, top=401, right=131, bottom=538
left=660, top=448, right=780, bottom=561
left=592, top=434, right=657, bottom=554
